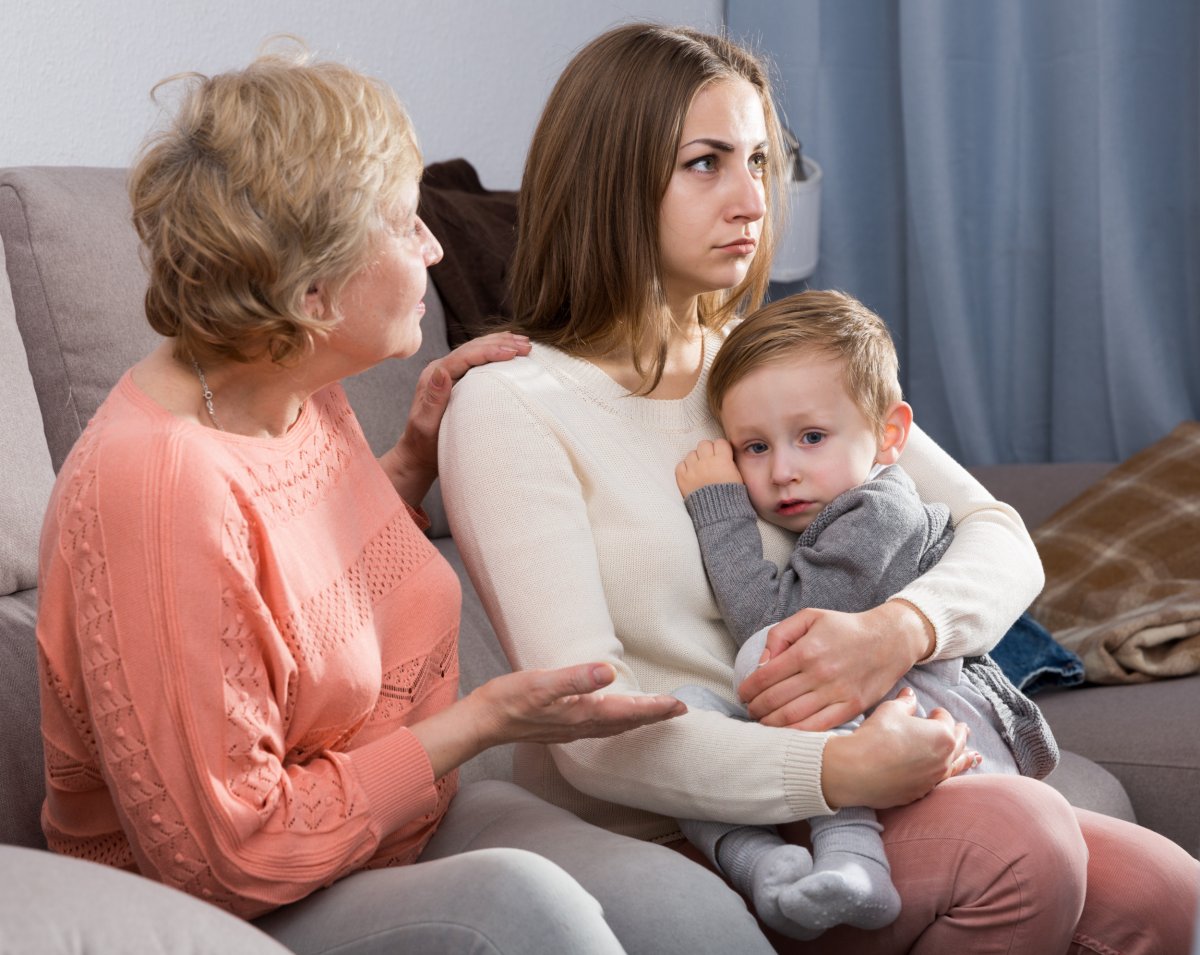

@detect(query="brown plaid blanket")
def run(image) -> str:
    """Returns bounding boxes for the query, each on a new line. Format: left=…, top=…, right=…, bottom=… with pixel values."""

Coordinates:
left=1030, top=421, right=1200, bottom=684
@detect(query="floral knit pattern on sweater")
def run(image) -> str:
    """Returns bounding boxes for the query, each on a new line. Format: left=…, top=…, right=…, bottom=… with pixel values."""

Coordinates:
left=37, top=374, right=460, bottom=917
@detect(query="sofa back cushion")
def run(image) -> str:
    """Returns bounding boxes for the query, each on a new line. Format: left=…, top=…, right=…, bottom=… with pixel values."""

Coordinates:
left=0, top=235, right=56, bottom=596
left=0, top=167, right=160, bottom=472
left=0, top=589, right=47, bottom=848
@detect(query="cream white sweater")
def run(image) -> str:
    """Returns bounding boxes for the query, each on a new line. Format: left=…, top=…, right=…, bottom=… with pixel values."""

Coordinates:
left=439, top=338, right=1043, bottom=843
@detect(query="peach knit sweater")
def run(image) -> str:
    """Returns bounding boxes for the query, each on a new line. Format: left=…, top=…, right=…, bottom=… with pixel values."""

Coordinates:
left=37, top=372, right=460, bottom=917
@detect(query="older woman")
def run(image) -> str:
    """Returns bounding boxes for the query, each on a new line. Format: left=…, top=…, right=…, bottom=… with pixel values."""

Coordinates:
left=35, top=49, right=773, bottom=955
left=441, top=22, right=1200, bottom=953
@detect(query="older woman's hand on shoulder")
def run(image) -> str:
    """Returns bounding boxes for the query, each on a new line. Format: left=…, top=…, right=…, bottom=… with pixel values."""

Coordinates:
left=379, top=331, right=531, bottom=508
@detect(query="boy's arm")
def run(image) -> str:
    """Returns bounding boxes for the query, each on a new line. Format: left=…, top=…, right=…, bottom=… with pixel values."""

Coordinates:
left=677, top=439, right=801, bottom=643
left=693, top=467, right=951, bottom=651
left=684, top=482, right=802, bottom=645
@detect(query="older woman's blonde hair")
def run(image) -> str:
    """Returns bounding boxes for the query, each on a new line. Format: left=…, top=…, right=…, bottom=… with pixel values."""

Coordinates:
left=509, top=23, right=787, bottom=393
left=708, top=290, right=904, bottom=437
left=130, top=45, right=420, bottom=365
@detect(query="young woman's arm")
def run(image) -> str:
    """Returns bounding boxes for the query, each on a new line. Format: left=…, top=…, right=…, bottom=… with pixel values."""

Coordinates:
left=439, top=364, right=969, bottom=826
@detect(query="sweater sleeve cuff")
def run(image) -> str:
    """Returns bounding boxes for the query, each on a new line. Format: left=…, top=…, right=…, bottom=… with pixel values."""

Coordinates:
left=684, top=483, right=757, bottom=527
left=889, top=586, right=957, bottom=662
left=781, top=729, right=835, bottom=818
left=348, top=727, right=440, bottom=833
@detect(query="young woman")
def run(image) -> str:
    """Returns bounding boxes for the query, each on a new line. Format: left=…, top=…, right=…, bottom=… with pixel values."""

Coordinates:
left=36, top=47, right=778, bottom=955
left=440, top=22, right=1200, bottom=953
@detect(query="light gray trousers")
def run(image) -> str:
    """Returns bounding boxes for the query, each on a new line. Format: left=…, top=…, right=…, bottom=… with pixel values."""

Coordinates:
left=255, top=779, right=774, bottom=955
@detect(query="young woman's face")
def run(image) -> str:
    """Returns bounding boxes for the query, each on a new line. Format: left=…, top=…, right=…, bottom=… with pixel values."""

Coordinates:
left=659, top=78, right=769, bottom=313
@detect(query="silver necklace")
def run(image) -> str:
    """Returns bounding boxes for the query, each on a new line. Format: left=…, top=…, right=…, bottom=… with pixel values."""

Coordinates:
left=190, top=358, right=224, bottom=431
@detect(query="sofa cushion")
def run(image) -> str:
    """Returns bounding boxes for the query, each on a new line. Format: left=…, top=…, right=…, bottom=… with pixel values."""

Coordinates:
left=1040, top=750, right=1136, bottom=825
left=433, top=538, right=513, bottom=784
left=0, top=588, right=47, bottom=849
left=0, top=845, right=291, bottom=953
left=0, top=167, right=161, bottom=472
left=0, top=237, right=56, bottom=596
left=968, top=460, right=1115, bottom=532
left=1037, top=675, right=1200, bottom=857
left=419, top=158, right=519, bottom=347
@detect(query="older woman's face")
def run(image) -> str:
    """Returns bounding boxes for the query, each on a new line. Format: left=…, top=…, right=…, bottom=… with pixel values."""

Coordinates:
left=658, top=78, right=768, bottom=313
left=327, top=178, right=443, bottom=368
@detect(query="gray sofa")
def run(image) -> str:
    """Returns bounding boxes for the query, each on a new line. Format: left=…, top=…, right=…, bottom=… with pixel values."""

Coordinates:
left=1, top=166, right=1197, bottom=951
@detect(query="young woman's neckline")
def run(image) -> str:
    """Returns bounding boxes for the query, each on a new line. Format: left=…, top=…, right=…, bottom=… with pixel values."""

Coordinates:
left=527, top=329, right=721, bottom=432
left=581, top=323, right=708, bottom=401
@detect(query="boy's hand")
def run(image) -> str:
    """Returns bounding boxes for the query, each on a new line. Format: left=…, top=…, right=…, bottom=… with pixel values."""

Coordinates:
left=675, top=439, right=743, bottom=497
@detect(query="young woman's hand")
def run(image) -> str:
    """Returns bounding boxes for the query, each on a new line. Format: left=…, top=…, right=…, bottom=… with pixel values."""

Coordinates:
left=675, top=439, right=743, bottom=497
left=820, top=688, right=979, bottom=809
left=738, top=600, right=935, bottom=731
left=380, top=331, right=531, bottom=506
left=410, top=663, right=687, bottom=778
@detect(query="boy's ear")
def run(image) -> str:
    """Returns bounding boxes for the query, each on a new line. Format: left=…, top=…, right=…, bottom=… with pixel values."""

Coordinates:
left=876, top=401, right=913, bottom=466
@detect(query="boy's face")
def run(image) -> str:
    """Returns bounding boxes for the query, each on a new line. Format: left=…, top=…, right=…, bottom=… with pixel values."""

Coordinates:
left=719, top=354, right=884, bottom=534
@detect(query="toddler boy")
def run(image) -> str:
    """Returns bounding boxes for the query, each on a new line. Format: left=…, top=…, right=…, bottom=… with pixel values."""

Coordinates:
left=673, top=290, right=1058, bottom=940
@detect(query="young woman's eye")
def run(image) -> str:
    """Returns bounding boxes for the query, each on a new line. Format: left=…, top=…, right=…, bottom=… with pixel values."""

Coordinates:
left=750, top=152, right=769, bottom=175
left=744, top=441, right=769, bottom=455
left=799, top=432, right=824, bottom=446
left=686, top=155, right=717, bottom=173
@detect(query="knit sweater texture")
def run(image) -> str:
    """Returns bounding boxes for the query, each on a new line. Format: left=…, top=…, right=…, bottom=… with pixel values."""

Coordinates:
left=691, top=466, right=1059, bottom=780
left=37, top=372, right=461, bottom=917
left=687, top=466, right=953, bottom=646
left=439, top=338, right=1044, bottom=844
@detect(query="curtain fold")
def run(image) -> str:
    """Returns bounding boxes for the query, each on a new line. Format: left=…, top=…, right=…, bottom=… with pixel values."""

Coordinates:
left=730, top=0, right=1200, bottom=464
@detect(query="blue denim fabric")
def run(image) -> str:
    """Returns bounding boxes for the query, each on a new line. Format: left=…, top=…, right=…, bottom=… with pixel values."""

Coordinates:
left=990, top=612, right=1086, bottom=696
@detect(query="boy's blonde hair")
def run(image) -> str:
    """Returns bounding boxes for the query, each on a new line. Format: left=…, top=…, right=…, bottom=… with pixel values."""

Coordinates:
left=509, top=22, right=788, bottom=394
left=707, top=290, right=903, bottom=436
left=130, top=44, right=420, bottom=365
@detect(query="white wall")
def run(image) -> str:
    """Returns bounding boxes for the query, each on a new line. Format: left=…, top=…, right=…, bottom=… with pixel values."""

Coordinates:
left=0, top=0, right=723, bottom=189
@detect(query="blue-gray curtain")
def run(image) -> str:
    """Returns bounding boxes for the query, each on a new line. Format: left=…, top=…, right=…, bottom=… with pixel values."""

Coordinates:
left=729, top=0, right=1200, bottom=465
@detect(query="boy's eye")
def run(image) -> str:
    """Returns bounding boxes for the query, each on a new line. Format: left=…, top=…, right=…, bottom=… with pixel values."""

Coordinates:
left=799, top=432, right=824, bottom=446
left=744, top=441, right=769, bottom=455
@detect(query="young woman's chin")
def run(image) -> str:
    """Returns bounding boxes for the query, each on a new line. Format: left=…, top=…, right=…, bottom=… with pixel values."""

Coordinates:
left=706, top=262, right=755, bottom=295
left=670, top=266, right=754, bottom=302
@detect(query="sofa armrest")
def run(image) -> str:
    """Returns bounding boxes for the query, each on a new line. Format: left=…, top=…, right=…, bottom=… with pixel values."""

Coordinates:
left=0, top=845, right=291, bottom=953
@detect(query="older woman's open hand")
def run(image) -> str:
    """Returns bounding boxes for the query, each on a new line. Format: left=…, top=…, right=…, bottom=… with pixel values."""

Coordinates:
left=471, top=663, right=687, bottom=747
left=380, top=331, right=531, bottom=507
left=411, top=663, right=687, bottom=779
